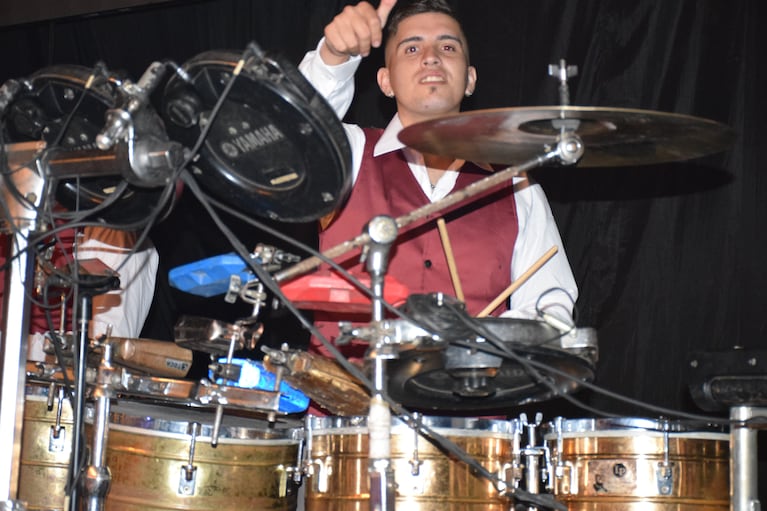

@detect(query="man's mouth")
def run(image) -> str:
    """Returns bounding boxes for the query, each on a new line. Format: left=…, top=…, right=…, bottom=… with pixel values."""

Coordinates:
left=420, top=75, right=445, bottom=84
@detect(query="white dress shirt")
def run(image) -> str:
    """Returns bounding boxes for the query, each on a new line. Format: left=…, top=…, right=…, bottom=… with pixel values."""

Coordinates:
left=78, top=230, right=158, bottom=338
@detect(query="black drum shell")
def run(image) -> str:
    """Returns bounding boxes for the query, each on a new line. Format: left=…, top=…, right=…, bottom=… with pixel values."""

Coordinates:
left=2, top=64, right=170, bottom=227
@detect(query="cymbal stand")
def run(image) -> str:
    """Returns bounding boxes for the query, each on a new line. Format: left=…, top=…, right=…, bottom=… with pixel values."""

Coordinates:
left=361, top=215, right=398, bottom=511
left=69, top=272, right=119, bottom=511
left=273, top=134, right=583, bottom=285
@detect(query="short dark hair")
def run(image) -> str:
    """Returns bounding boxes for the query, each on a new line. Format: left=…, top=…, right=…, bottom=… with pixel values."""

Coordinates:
left=384, top=0, right=469, bottom=60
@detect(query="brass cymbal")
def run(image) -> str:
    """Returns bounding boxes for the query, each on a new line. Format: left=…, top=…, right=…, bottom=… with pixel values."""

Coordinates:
left=398, top=106, right=736, bottom=167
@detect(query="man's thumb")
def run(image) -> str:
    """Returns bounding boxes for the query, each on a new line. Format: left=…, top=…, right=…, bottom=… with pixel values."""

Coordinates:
left=377, top=0, right=397, bottom=27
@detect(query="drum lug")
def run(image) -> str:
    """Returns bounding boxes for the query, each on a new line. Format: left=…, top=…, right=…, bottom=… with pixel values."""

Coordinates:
left=408, top=416, right=423, bottom=476
left=308, top=457, right=333, bottom=493
left=553, top=461, right=576, bottom=495
left=549, top=415, right=577, bottom=494
left=293, top=428, right=306, bottom=484
left=655, top=425, right=675, bottom=495
left=178, top=465, right=198, bottom=496
left=510, top=419, right=525, bottom=490
left=178, top=422, right=200, bottom=495
left=275, top=465, right=291, bottom=498
left=48, top=424, right=67, bottom=452
left=496, top=462, right=515, bottom=493
left=655, top=462, right=675, bottom=495
left=48, top=385, right=67, bottom=452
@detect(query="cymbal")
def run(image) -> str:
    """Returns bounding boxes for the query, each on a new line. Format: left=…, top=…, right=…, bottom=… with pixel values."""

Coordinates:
left=398, top=106, right=736, bottom=167
left=385, top=317, right=598, bottom=414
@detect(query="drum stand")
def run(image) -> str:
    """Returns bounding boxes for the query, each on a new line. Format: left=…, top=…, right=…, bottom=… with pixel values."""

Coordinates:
left=1, top=142, right=48, bottom=511
left=687, top=348, right=767, bottom=511
left=730, top=405, right=765, bottom=511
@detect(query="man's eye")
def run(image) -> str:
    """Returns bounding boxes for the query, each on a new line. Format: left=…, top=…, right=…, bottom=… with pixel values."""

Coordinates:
left=442, top=44, right=457, bottom=52
left=405, top=45, right=418, bottom=53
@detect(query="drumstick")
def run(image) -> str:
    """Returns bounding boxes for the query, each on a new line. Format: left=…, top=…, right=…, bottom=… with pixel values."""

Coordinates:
left=476, top=245, right=558, bottom=318
left=436, top=217, right=464, bottom=301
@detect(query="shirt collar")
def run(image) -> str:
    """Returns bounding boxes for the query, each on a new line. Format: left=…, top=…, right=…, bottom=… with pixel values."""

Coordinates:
left=372, top=113, right=494, bottom=172
left=373, top=114, right=407, bottom=157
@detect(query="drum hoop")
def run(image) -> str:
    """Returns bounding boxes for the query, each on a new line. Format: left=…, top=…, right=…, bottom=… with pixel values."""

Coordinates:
left=547, top=416, right=728, bottom=437
left=25, top=64, right=117, bottom=103
left=90, top=401, right=302, bottom=442
left=308, top=415, right=517, bottom=436
left=547, top=429, right=728, bottom=441
left=105, top=422, right=300, bottom=445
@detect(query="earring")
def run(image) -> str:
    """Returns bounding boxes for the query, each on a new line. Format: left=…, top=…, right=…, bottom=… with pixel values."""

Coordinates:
left=465, top=90, right=473, bottom=97
left=387, top=91, right=395, bottom=98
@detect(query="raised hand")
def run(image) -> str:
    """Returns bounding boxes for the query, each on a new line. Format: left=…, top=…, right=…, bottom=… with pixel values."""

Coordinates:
left=321, top=0, right=397, bottom=64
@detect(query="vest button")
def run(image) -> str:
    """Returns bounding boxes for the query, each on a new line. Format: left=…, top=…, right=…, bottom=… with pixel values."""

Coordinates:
left=424, top=259, right=432, bottom=268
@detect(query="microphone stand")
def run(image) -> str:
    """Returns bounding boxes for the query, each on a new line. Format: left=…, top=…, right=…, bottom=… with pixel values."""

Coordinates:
left=69, top=271, right=119, bottom=511
left=361, top=216, right=398, bottom=511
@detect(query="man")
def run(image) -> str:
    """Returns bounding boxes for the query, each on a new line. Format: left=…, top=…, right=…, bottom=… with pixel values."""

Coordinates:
left=0, top=226, right=157, bottom=343
left=299, top=0, right=577, bottom=358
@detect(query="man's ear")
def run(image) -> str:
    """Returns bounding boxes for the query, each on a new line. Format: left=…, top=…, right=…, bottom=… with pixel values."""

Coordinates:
left=377, top=67, right=393, bottom=97
left=465, top=65, right=477, bottom=96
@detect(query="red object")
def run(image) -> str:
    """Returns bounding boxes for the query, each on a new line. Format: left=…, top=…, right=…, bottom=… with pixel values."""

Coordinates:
left=280, top=270, right=410, bottom=313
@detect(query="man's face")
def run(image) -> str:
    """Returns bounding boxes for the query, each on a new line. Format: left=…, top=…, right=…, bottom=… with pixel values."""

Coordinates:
left=377, top=12, right=477, bottom=126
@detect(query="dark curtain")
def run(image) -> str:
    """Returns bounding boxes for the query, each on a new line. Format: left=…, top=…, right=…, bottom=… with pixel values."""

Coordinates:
left=2, top=0, right=764, bottom=497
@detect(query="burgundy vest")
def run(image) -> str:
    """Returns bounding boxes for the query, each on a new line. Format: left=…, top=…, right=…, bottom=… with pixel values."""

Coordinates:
left=312, top=128, right=519, bottom=358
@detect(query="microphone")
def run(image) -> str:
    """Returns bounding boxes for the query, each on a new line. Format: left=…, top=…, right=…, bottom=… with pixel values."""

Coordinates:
left=539, top=311, right=577, bottom=337
left=96, top=61, right=167, bottom=150
left=361, top=215, right=398, bottom=277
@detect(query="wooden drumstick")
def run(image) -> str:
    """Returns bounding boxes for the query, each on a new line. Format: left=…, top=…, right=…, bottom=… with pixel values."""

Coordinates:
left=476, top=245, right=559, bottom=318
left=437, top=217, right=464, bottom=301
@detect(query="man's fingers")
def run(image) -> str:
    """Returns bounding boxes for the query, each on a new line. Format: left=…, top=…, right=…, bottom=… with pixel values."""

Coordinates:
left=323, top=1, right=396, bottom=60
left=377, top=0, right=397, bottom=27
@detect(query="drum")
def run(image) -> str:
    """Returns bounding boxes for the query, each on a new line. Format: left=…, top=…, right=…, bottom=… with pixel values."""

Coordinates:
left=161, top=48, right=352, bottom=223
left=90, top=401, right=303, bottom=511
left=1, top=64, right=170, bottom=228
left=305, top=415, right=515, bottom=511
left=544, top=417, right=729, bottom=511
left=18, top=380, right=73, bottom=511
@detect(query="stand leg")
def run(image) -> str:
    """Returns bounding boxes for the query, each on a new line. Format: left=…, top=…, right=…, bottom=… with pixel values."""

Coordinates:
left=731, top=406, right=764, bottom=511
left=0, top=232, right=33, bottom=508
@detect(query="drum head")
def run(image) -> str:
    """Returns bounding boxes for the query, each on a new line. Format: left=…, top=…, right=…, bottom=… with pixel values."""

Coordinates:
left=162, top=50, right=352, bottom=223
left=2, top=65, right=168, bottom=227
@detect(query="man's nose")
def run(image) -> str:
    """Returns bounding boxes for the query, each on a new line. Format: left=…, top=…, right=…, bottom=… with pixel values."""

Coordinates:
left=422, top=46, right=441, bottom=65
